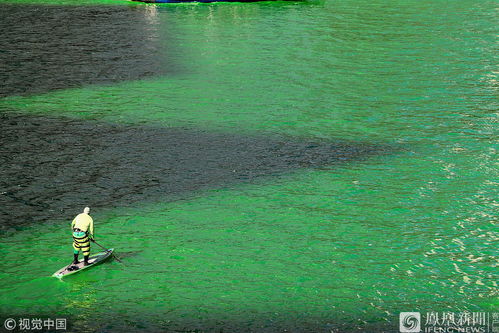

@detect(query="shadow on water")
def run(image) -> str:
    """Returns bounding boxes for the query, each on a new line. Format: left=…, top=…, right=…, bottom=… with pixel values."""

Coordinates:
left=0, top=4, right=181, bottom=98
left=0, top=113, right=394, bottom=231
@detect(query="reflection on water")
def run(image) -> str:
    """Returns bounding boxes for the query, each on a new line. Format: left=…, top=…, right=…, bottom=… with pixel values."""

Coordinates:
left=0, top=4, right=178, bottom=97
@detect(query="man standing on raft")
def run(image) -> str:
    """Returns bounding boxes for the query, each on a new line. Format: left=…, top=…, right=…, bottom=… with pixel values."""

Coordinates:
left=71, top=207, right=94, bottom=266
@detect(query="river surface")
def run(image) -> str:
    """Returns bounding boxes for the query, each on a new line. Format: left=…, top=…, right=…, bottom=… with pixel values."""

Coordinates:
left=0, top=0, right=497, bottom=332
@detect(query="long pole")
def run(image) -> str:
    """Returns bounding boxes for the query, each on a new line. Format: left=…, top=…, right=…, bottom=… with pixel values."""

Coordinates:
left=91, top=239, right=124, bottom=264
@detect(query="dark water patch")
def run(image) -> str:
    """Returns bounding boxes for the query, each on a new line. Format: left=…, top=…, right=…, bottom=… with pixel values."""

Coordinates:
left=0, top=113, right=392, bottom=231
left=0, top=4, right=180, bottom=98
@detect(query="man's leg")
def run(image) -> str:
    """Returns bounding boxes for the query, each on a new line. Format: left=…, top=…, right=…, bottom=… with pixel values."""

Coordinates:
left=72, top=243, right=79, bottom=264
left=82, top=242, right=90, bottom=266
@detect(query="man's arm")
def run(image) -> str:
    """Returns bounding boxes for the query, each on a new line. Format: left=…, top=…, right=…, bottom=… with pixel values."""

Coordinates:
left=89, top=218, right=94, bottom=240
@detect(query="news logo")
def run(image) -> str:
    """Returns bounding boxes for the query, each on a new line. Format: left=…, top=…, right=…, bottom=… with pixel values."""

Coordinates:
left=400, top=312, right=421, bottom=332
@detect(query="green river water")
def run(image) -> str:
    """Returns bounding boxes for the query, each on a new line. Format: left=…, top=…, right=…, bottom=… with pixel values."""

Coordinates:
left=0, top=0, right=497, bottom=332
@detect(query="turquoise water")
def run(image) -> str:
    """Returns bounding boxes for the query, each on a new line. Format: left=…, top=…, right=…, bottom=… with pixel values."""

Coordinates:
left=0, top=0, right=497, bottom=332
